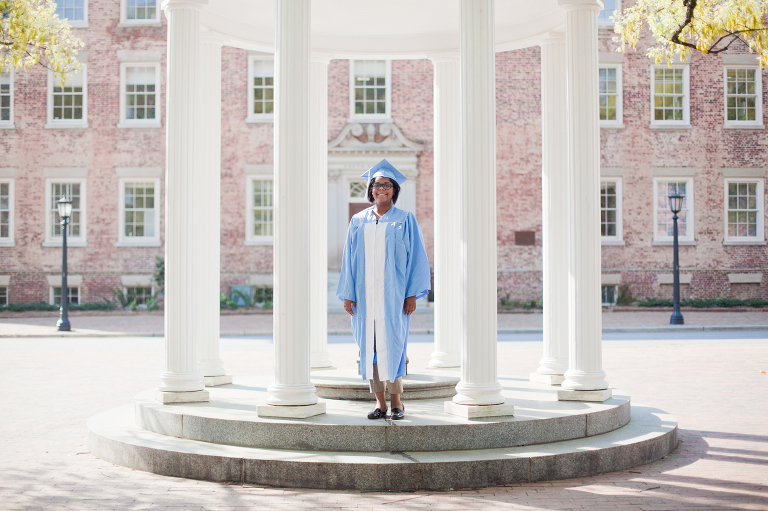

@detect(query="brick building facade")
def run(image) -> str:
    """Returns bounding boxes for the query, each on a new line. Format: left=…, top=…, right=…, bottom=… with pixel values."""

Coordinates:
left=0, top=0, right=766, bottom=307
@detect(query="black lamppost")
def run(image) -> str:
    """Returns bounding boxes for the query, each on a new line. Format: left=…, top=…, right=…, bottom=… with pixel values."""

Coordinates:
left=57, top=197, right=73, bottom=332
left=668, top=193, right=684, bottom=325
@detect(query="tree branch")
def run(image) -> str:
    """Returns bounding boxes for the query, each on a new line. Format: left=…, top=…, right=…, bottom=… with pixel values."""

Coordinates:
left=668, top=0, right=699, bottom=49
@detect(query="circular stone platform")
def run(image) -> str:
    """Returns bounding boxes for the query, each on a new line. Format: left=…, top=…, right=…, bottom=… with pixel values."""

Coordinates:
left=87, top=374, right=678, bottom=490
left=312, top=371, right=460, bottom=400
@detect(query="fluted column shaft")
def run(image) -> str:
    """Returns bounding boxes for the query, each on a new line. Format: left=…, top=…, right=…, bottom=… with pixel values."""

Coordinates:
left=309, top=56, right=332, bottom=369
left=453, top=0, right=504, bottom=405
left=196, top=37, right=227, bottom=379
left=537, top=38, right=569, bottom=377
left=430, top=56, right=461, bottom=369
left=268, top=0, right=318, bottom=406
left=561, top=0, right=609, bottom=391
left=158, top=0, right=205, bottom=393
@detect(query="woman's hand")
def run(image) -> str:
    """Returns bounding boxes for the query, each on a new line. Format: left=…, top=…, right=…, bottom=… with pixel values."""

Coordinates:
left=404, top=296, right=417, bottom=315
left=344, top=299, right=356, bottom=316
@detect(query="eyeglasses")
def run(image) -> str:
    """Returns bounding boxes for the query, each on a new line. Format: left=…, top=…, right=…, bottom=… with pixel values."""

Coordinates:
left=372, top=183, right=393, bottom=190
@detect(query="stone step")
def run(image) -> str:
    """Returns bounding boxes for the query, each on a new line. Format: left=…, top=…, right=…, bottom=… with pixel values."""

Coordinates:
left=87, top=404, right=677, bottom=491
left=133, top=378, right=630, bottom=452
left=313, top=371, right=460, bottom=400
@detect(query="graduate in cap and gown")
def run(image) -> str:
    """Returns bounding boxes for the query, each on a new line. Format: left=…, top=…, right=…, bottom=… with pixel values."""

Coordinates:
left=336, top=159, right=431, bottom=420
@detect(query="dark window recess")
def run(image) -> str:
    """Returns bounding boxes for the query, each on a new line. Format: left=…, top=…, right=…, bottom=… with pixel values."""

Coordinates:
left=515, top=231, right=535, bottom=246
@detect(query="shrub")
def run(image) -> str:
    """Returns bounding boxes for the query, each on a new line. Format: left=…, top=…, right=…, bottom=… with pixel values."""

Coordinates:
left=615, top=284, right=635, bottom=306
left=0, top=301, right=59, bottom=312
left=70, top=301, right=116, bottom=311
left=220, top=293, right=238, bottom=310
left=638, top=297, right=768, bottom=308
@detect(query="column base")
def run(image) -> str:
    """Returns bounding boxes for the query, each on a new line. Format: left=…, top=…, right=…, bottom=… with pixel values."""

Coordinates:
left=530, top=372, right=565, bottom=385
left=154, top=389, right=209, bottom=404
left=203, top=374, right=233, bottom=387
left=426, top=351, right=461, bottom=368
left=257, top=401, right=326, bottom=419
left=444, top=400, right=514, bottom=418
left=557, top=388, right=612, bottom=402
left=310, top=351, right=334, bottom=369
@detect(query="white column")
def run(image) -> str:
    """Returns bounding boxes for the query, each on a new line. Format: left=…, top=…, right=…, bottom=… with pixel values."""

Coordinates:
left=429, top=55, right=461, bottom=369
left=559, top=0, right=611, bottom=401
left=446, top=0, right=513, bottom=418
left=531, top=36, right=569, bottom=386
left=196, top=36, right=232, bottom=386
left=309, top=55, right=333, bottom=369
left=156, top=0, right=208, bottom=403
left=259, top=0, right=324, bottom=418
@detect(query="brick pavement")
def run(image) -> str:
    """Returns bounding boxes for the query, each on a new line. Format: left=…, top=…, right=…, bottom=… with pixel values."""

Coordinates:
left=1, top=310, right=767, bottom=337
left=1, top=334, right=767, bottom=510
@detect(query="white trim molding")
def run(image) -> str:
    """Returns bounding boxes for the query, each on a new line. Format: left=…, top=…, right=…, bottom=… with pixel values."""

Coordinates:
left=118, top=62, right=162, bottom=128
left=598, top=62, right=623, bottom=128
left=723, top=64, right=764, bottom=129
left=348, top=59, right=393, bottom=124
left=46, top=274, right=83, bottom=286
left=723, top=176, right=765, bottom=245
left=121, top=274, right=154, bottom=286
left=0, top=67, right=15, bottom=129
left=652, top=176, right=695, bottom=244
left=118, top=0, right=162, bottom=26
left=728, top=273, right=763, bottom=284
left=46, top=66, right=88, bottom=129
left=116, top=177, right=162, bottom=247
left=658, top=273, right=692, bottom=285
left=600, top=177, right=624, bottom=245
left=245, top=173, right=275, bottom=245
left=43, top=177, right=87, bottom=247
left=650, top=62, right=691, bottom=129
left=0, top=178, right=14, bottom=246
left=246, top=55, right=275, bottom=123
left=601, top=273, right=622, bottom=286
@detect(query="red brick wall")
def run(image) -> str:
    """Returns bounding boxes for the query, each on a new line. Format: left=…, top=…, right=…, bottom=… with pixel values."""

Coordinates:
left=1, top=0, right=767, bottom=304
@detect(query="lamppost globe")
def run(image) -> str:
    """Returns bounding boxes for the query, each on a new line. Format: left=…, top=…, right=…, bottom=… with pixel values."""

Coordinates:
left=668, top=193, right=684, bottom=215
left=668, top=193, right=684, bottom=325
left=57, top=197, right=73, bottom=220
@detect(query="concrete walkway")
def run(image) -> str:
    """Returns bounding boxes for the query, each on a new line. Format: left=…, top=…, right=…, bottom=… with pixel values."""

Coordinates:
left=1, top=310, right=767, bottom=337
left=1, top=333, right=767, bottom=510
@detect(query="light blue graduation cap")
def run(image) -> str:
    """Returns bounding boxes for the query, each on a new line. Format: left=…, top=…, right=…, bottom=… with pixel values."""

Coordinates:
left=361, top=159, right=408, bottom=186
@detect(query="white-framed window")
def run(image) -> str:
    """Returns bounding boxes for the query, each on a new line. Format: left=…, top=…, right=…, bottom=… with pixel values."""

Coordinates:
left=724, top=178, right=765, bottom=243
left=51, top=286, right=80, bottom=306
left=651, top=65, right=690, bottom=128
left=0, top=68, right=13, bottom=128
left=44, top=179, right=87, bottom=246
left=653, top=178, right=694, bottom=243
left=599, top=65, right=623, bottom=127
left=126, top=286, right=153, bottom=305
left=349, top=59, right=392, bottom=122
left=119, top=63, right=161, bottom=127
left=245, top=175, right=274, bottom=244
left=601, top=285, right=618, bottom=305
left=47, top=67, right=87, bottom=128
left=117, top=178, right=160, bottom=246
left=600, top=178, right=623, bottom=244
left=723, top=67, right=763, bottom=128
left=54, top=0, right=88, bottom=28
left=598, top=0, right=619, bottom=25
left=246, top=57, right=274, bottom=123
left=120, top=0, right=160, bottom=25
left=0, top=179, right=14, bottom=246
left=0, top=286, right=7, bottom=306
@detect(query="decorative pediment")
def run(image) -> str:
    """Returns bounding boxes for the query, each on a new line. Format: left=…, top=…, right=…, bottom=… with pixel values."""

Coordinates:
left=328, top=122, right=424, bottom=155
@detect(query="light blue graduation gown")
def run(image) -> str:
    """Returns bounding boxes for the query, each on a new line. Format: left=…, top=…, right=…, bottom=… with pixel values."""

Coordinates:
left=336, top=206, right=431, bottom=383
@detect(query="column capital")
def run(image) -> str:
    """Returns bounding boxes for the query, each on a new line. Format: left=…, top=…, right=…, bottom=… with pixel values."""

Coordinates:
left=558, top=0, right=603, bottom=12
left=429, top=52, right=460, bottom=64
left=161, top=0, right=207, bottom=12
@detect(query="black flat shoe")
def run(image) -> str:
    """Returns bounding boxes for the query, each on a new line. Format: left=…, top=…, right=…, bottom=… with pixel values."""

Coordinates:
left=391, top=405, right=405, bottom=420
left=367, top=407, right=387, bottom=420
